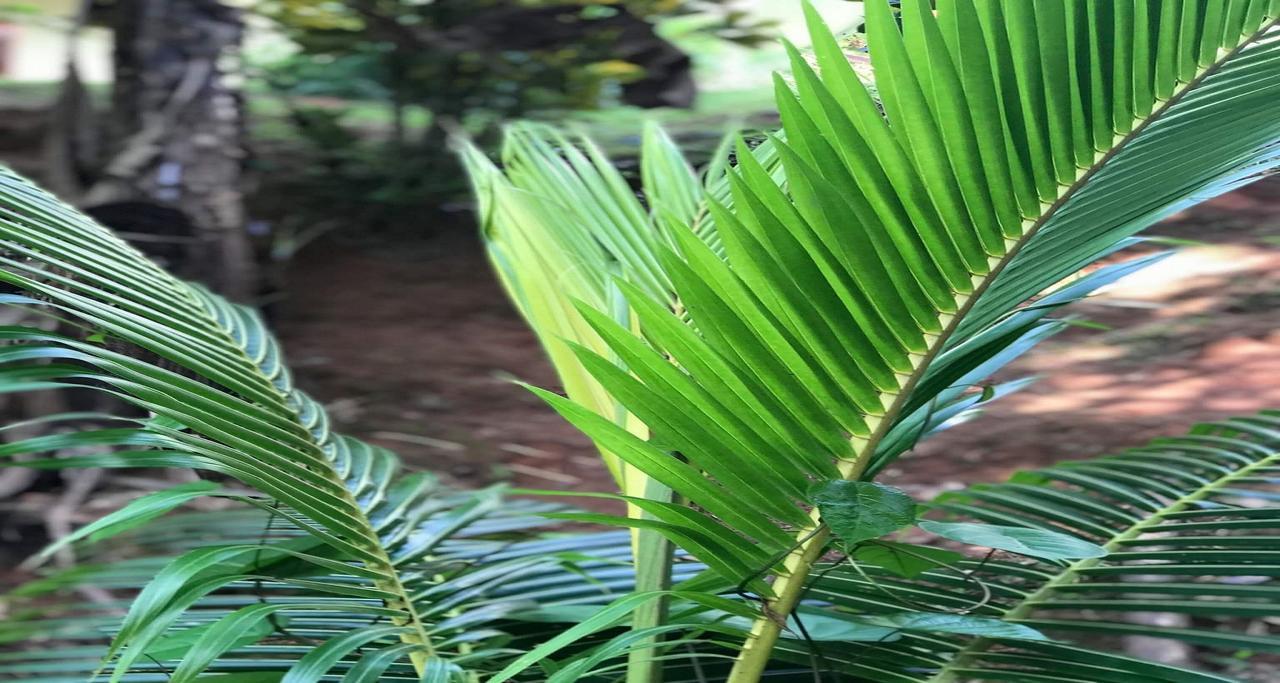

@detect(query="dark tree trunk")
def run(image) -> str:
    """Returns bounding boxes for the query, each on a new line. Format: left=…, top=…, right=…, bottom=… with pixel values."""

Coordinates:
left=42, top=1, right=97, bottom=201
left=388, top=57, right=408, bottom=150
left=88, top=0, right=255, bottom=301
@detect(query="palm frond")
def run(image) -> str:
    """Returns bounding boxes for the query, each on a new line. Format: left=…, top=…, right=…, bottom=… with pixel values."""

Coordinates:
left=459, top=123, right=660, bottom=499
left=791, top=411, right=1280, bottom=682
left=506, top=0, right=1280, bottom=677
left=482, top=413, right=1280, bottom=682
left=458, top=121, right=784, bottom=494
left=0, top=166, right=568, bottom=681
left=0, top=494, right=574, bottom=682
left=459, top=120, right=749, bottom=683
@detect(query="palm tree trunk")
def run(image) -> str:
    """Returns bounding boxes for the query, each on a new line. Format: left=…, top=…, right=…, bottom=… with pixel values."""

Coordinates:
left=89, top=0, right=255, bottom=301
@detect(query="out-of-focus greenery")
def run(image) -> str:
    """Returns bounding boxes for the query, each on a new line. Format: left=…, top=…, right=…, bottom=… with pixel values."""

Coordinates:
left=244, top=0, right=781, bottom=239
left=255, top=0, right=775, bottom=120
left=0, top=2, right=41, bottom=20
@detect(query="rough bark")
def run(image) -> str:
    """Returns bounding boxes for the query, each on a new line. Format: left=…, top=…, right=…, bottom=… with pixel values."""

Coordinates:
left=42, top=1, right=98, bottom=201
left=89, top=0, right=255, bottom=301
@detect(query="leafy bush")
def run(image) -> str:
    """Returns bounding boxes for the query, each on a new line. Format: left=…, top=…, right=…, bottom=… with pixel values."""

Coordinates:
left=1, top=1, right=1279, bottom=682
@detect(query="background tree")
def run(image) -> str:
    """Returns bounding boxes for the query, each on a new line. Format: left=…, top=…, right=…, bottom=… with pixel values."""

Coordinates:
left=246, top=0, right=777, bottom=249
left=87, top=0, right=256, bottom=301
left=260, top=0, right=775, bottom=143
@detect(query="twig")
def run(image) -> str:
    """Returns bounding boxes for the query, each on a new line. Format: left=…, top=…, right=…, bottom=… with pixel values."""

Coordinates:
left=46, top=467, right=104, bottom=568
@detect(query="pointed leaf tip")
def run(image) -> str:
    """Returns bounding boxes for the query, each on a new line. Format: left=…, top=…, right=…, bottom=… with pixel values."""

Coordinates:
left=861, top=612, right=1049, bottom=641
left=918, top=520, right=1108, bottom=561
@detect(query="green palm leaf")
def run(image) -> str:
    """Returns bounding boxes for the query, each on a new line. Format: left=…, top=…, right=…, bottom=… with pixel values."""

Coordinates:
left=481, top=412, right=1280, bottom=682
left=0, top=502, right=619, bottom=682
left=0, top=166, right=570, bottom=681
left=460, top=122, right=790, bottom=682
left=459, top=121, right=785, bottom=496
left=459, top=122, right=667, bottom=499
left=507, top=0, right=1280, bottom=678
left=792, top=411, right=1280, bottom=682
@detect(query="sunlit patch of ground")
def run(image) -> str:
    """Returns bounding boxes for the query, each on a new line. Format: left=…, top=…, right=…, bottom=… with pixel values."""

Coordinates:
left=889, top=177, right=1280, bottom=498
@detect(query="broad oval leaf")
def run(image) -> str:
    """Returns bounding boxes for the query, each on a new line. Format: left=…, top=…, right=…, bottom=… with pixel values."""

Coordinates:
left=812, top=480, right=918, bottom=545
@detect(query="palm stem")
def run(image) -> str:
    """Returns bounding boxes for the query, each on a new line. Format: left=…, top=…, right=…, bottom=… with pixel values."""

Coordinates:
left=725, top=425, right=914, bottom=681
left=341, top=482, right=435, bottom=674
left=627, top=480, right=676, bottom=683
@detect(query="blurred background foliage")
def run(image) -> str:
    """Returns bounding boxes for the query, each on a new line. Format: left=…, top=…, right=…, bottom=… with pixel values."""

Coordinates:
left=243, top=0, right=800, bottom=240
left=0, top=0, right=869, bottom=251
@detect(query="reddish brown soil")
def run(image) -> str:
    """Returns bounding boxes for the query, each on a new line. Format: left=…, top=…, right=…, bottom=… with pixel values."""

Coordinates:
left=275, top=179, right=1280, bottom=507
left=274, top=231, right=612, bottom=497
left=887, top=179, right=1280, bottom=498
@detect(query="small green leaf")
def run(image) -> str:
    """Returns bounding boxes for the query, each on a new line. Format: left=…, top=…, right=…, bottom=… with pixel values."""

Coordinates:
left=859, top=612, right=1049, bottom=641
left=853, top=541, right=965, bottom=578
left=812, top=480, right=917, bottom=545
left=918, top=521, right=1108, bottom=561
left=35, top=480, right=220, bottom=562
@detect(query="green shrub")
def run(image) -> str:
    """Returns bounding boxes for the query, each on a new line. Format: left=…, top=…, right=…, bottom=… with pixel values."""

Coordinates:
left=1, top=1, right=1279, bottom=681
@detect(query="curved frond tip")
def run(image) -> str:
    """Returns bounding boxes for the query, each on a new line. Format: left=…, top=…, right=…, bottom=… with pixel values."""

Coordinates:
left=0, top=167, right=570, bottom=681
